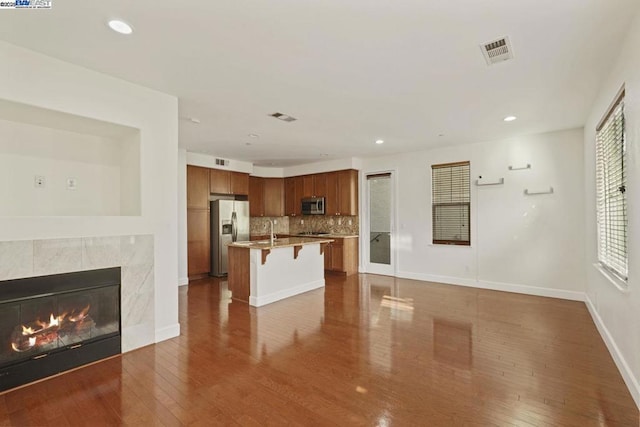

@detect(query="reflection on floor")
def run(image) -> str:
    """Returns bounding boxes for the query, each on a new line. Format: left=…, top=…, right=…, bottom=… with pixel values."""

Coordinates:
left=0, top=274, right=637, bottom=425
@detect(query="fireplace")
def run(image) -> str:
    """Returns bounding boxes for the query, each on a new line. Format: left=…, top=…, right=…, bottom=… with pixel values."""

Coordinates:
left=0, top=267, right=121, bottom=392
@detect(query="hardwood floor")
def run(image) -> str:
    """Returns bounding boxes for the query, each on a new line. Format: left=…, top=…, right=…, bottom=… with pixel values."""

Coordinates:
left=1, top=274, right=638, bottom=426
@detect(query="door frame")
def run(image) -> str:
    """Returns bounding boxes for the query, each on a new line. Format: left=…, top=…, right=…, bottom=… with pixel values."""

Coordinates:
left=362, top=169, right=397, bottom=276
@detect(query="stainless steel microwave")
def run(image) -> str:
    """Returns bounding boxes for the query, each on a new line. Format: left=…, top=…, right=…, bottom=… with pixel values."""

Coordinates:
left=301, top=197, right=325, bottom=215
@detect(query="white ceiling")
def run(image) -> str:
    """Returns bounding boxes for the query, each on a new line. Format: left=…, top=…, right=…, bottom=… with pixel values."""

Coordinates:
left=0, top=0, right=638, bottom=167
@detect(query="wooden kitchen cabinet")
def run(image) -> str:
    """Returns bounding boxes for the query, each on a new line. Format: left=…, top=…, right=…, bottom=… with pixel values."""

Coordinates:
left=249, top=177, right=284, bottom=217
left=263, top=178, right=285, bottom=217
left=187, top=209, right=210, bottom=278
left=249, top=176, right=265, bottom=217
left=284, top=176, right=304, bottom=216
left=209, top=168, right=230, bottom=195
left=230, top=172, right=249, bottom=195
left=323, top=237, right=358, bottom=275
left=187, top=165, right=210, bottom=209
left=313, top=173, right=327, bottom=198
left=325, top=169, right=358, bottom=216
left=210, top=169, right=250, bottom=195
left=301, top=173, right=327, bottom=199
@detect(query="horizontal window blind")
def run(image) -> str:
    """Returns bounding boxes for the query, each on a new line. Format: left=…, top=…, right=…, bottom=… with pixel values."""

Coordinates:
left=596, top=90, right=627, bottom=281
left=432, top=162, right=470, bottom=245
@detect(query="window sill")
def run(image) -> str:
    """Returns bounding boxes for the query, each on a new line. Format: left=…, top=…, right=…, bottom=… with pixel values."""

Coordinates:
left=428, top=243, right=473, bottom=249
left=593, top=263, right=629, bottom=294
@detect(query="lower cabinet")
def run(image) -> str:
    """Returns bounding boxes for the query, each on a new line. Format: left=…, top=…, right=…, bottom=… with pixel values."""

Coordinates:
left=323, top=237, right=358, bottom=275
left=187, top=209, right=210, bottom=279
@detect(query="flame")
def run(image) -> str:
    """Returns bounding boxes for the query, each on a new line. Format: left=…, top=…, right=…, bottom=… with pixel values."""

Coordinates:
left=22, top=325, right=35, bottom=335
left=28, top=337, right=36, bottom=347
left=49, top=313, right=59, bottom=327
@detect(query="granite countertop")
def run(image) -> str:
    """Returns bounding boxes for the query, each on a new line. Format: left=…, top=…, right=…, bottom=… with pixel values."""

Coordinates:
left=290, top=233, right=359, bottom=239
left=228, top=237, right=334, bottom=250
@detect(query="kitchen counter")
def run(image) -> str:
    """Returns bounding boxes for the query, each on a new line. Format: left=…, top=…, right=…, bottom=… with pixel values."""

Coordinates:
left=228, top=236, right=334, bottom=249
left=289, top=233, right=359, bottom=239
left=227, top=237, right=332, bottom=307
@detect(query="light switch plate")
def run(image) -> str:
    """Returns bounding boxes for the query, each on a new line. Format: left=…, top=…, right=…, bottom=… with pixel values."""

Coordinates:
left=66, top=177, right=77, bottom=190
left=34, top=175, right=45, bottom=188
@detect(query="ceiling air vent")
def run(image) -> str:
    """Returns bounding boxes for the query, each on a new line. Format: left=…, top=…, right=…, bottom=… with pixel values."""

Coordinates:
left=270, top=112, right=297, bottom=122
left=480, top=36, right=513, bottom=65
left=215, top=158, right=229, bottom=166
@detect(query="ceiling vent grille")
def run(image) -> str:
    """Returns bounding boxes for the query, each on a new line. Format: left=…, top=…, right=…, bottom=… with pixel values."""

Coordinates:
left=215, top=158, right=229, bottom=166
left=270, top=112, right=297, bottom=122
left=480, top=36, right=513, bottom=65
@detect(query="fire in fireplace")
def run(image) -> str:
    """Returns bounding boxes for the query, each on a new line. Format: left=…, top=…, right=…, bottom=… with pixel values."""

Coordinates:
left=0, top=268, right=121, bottom=392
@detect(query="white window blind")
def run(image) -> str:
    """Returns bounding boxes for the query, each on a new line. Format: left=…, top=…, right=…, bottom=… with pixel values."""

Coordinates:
left=596, top=89, right=627, bottom=281
left=432, top=161, right=470, bottom=245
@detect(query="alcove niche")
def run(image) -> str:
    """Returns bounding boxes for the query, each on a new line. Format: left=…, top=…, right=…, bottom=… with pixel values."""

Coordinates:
left=0, top=99, right=141, bottom=216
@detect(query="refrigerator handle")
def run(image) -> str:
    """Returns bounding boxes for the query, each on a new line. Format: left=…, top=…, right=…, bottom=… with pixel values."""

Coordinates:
left=231, top=211, right=238, bottom=242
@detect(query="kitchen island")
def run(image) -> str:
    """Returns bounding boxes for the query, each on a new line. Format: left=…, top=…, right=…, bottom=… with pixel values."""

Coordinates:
left=227, top=237, right=333, bottom=307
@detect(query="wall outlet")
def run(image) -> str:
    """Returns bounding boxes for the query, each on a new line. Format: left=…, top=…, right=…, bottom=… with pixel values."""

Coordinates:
left=300, top=219, right=304, bottom=225
left=338, top=218, right=342, bottom=225
left=66, top=177, right=77, bottom=190
left=34, top=175, right=45, bottom=188
left=348, top=219, right=352, bottom=225
left=273, top=219, right=277, bottom=225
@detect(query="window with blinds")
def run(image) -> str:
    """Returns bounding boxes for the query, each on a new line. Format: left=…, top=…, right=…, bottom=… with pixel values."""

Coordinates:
left=596, top=89, right=627, bottom=282
left=432, top=161, right=470, bottom=245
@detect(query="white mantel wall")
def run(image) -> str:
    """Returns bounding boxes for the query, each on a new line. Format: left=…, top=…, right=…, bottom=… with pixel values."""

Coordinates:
left=360, top=128, right=586, bottom=299
left=0, top=41, right=180, bottom=346
left=583, top=10, right=640, bottom=407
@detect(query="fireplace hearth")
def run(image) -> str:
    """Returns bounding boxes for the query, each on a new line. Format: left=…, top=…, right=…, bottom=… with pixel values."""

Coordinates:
left=0, top=268, right=121, bottom=392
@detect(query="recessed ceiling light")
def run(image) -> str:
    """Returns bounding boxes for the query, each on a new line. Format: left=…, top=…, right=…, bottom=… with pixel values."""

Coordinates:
left=248, top=133, right=259, bottom=138
left=108, top=20, right=133, bottom=35
left=503, top=116, right=517, bottom=122
left=189, top=117, right=201, bottom=124
left=375, top=139, right=384, bottom=145
left=320, top=153, right=329, bottom=157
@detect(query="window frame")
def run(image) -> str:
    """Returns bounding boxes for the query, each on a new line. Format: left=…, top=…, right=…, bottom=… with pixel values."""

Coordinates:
left=595, top=87, right=627, bottom=284
left=431, top=161, right=471, bottom=246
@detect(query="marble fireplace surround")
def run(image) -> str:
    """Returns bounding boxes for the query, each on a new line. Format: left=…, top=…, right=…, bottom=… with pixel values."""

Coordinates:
left=0, top=235, right=154, bottom=352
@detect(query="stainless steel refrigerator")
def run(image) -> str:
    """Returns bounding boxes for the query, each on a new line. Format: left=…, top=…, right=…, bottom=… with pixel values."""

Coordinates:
left=210, top=200, right=250, bottom=276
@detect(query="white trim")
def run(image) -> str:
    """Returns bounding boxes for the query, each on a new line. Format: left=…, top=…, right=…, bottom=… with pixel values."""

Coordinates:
left=362, top=169, right=397, bottom=276
left=593, top=263, right=629, bottom=293
left=585, top=295, right=640, bottom=409
left=249, top=279, right=324, bottom=307
left=178, top=276, right=189, bottom=286
left=396, top=271, right=585, bottom=301
left=155, top=323, right=181, bottom=343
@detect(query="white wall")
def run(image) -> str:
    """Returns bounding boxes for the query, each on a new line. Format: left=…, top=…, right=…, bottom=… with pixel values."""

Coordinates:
left=0, top=118, right=136, bottom=216
left=178, top=148, right=188, bottom=285
left=361, top=128, right=586, bottom=299
left=0, top=41, right=180, bottom=344
left=583, top=10, right=640, bottom=407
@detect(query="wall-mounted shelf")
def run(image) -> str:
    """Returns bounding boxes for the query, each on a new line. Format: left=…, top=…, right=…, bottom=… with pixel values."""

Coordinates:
left=509, top=164, right=531, bottom=171
left=524, top=187, right=554, bottom=196
left=475, top=177, right=504, bottom=186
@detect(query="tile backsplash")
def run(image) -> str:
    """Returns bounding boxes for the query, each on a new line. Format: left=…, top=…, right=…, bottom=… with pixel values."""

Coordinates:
left=250, top=215, right=359, bottom=236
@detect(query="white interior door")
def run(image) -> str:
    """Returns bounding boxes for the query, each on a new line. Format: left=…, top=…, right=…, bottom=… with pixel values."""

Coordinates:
left=365, top=172, right=395, bottom=276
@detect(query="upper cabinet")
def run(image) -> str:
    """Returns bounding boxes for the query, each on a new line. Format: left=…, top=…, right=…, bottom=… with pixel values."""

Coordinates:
left=249, top=176, right=265, bottom=217
left=301, top=173, right=327, bottom=199
left=325, top=169, right=358, bottom=216
left=187, top=165, right=210, bottom=209
left=284, top=177, right=302, bottom=216
left=230, top=172, right=249, bottom=195
left=210, top=169, right=250, bottom=196
left=263, top=178, right=285, bottom=217
left=249, top=177, right=284, bottom=217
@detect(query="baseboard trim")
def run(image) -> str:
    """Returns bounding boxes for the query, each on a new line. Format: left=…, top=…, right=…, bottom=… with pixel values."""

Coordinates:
left=395, top=271, right=585, bottom=301
left=155, top=323, right=180, bottom=343
left=585, top=296, right=640, bottom=409
left=250, top=279, right=325, bottom=307
left=178, top=276, right=189, bottom=286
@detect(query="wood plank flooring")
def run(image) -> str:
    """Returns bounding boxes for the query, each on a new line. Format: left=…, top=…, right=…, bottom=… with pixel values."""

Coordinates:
left=1, top=274, right=638, bottom=426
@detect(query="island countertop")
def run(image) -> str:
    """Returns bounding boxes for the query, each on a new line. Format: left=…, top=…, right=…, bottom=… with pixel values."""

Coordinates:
left=228, top=237, right=334, bottom=250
